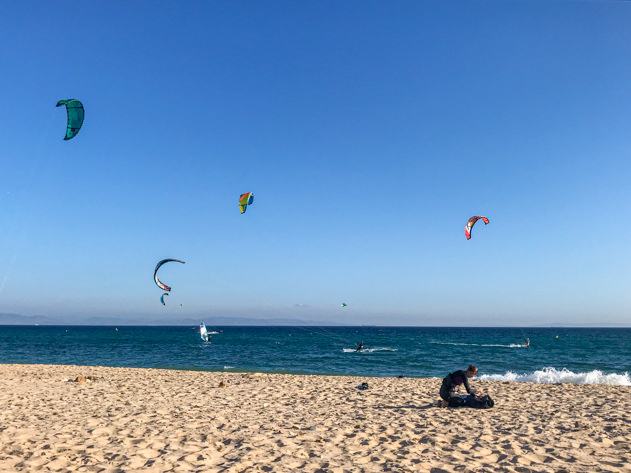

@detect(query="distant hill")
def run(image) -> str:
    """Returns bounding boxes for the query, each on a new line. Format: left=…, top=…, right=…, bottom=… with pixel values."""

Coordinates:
left=541, top=322, right=631, bottom=328
left=1, top=312, right=628, bottom=327
left=0, top=313, right=57, bottom=325
left=0, top=313, right=339, bottom=326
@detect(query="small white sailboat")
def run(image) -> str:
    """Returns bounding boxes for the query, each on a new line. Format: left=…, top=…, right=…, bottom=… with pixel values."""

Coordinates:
left=200, top=321, right=210, bottom=343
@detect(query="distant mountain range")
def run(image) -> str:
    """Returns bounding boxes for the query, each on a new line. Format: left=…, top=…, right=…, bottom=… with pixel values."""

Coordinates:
left=538, top=322, right=631, bottom=328
left=0, top=312, right=629, bottom=327
left=0, top=312, right=341, bottom=326
left=0, top=313, right=57, bottom=325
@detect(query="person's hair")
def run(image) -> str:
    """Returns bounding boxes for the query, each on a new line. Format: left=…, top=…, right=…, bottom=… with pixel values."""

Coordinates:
left=467, top=365, right=478, bottom=375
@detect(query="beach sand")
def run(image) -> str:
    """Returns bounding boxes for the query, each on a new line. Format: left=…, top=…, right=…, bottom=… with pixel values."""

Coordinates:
left=0, top=364, right=629, bottom=472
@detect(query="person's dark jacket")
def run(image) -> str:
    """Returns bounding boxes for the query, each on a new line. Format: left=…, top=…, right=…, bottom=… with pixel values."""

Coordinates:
left=440, top=370, right=474, bottom=400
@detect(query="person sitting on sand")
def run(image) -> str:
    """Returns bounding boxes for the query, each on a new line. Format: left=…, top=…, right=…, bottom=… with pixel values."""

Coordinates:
left=439, top=365, right=482, bottom=407
left=355, top=341, right=364, bottom=352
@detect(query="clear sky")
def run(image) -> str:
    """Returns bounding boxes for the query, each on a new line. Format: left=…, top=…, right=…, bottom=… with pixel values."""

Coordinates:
left=1, top=1, right=630, bottom=326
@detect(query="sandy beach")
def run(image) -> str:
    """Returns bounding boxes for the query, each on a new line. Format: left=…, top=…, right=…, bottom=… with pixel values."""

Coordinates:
left=0, top=364, right=629, bottom=473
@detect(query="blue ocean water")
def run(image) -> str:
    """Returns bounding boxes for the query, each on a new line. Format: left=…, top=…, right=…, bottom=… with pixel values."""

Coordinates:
left=0, top=325, right=629, bottom=385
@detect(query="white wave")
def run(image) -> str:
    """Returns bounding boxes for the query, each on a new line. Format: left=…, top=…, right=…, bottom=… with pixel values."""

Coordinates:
left=431, top=341, right=526, bottom=348
left=223, top=366, right=235, bottom=369
left=208, top=331, right=220, bottom=335
left=478, top=367, right=631, bottom=386
left=343, top=347, right=398, bottom=353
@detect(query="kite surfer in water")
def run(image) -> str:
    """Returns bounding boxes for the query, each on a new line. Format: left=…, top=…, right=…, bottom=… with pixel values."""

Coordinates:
left=524, top=338, right=530, bottom=348
left=355, top=341, right=364, bottom=352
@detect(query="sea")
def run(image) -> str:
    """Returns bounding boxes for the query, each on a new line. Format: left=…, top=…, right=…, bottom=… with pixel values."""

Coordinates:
left=1, top=325, right=629, bottom=385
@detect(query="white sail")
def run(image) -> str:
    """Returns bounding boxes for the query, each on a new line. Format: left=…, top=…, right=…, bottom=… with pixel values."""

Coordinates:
left=200, top=322, right=209, bottom=342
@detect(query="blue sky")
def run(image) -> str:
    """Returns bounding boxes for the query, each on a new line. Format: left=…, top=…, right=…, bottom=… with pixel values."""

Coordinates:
left=1, top=1, right=630, bottom=326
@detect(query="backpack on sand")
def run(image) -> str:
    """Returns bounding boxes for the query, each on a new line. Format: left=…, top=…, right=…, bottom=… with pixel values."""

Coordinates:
left=448, top=394, right=494, bottom=409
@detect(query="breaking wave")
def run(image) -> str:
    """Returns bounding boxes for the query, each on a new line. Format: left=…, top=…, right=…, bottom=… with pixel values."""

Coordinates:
left=342, top=347, right=398, bottom=353
left=478, top=367, right=631, bottom=386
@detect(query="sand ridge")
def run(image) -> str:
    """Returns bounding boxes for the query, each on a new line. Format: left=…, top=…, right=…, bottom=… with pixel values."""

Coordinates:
left=0, top=364, right=629, bottom=472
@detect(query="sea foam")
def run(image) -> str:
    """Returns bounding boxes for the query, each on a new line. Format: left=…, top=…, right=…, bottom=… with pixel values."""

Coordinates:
left=342, top=347, right=398, bottom=353
left=478, top=367, right=631, bottom=386
left=431, top=341, right=525, bottom=348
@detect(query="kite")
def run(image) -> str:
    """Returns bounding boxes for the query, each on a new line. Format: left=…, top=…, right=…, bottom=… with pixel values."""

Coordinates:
left=239, top=192, right=254, bottom=214
left=160, top=293, right=169, bottom=306
left=56, top=99, right=84, bottom=140
left=341, top=303, right=348, bottom=307
left=465, top=216, right=489, bottom=240
left=154, top=259, right=185, bottom=292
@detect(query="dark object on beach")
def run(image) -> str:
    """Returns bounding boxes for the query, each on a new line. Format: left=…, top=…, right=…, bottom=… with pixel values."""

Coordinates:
left=448, top=394, right=494, bottom=409
left=398, top=375, right=404, bottom=378
left=356, top=382, right=370, bottom=390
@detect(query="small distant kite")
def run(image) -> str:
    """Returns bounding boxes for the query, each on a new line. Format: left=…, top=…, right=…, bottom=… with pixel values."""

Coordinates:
left=341, top=303, right=348, bottom=308
left=56, top=99, right=84, bottom=140
left=154, top=259, right=185, bottom=292
left=239, top=192, right=254, bottom=214
left=160, top=293, right=169, bottom=306
left=465, top=216, right=489, bottom=240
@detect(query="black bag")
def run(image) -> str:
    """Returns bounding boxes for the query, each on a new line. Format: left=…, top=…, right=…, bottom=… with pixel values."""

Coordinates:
left=448, top=394, right=494, bottom=409
left=471, top=394, right=494, bottom=409
left=447, top=395, right=467, bottom=407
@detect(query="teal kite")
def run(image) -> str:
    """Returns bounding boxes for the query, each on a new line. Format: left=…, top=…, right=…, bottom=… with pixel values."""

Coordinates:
left=56, top=99, right=84, bottom=140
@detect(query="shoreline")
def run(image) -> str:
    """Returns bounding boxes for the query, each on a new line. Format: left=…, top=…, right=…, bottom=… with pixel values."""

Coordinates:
left=2, top=361, right=629, bottom=386
left=1, top=364, right=629, bottom=472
